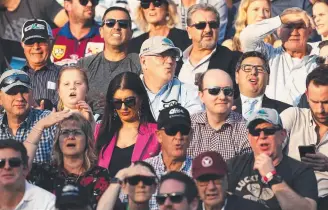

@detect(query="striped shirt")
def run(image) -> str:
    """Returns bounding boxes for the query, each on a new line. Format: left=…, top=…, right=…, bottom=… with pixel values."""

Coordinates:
left=0, top=109, right=56, bottom=162
left=22, top=63, right=60, bottom=107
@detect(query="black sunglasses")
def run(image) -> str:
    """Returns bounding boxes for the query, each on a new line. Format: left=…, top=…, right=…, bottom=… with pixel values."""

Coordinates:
left=203, top=87, right=234, bottom=97
left=190, top=21, right=220, bottom=30
left=0, top=157, right=23, bottom=168
left=316, top=56, right=328, bottom=65
left=125, top=176, right=156, bottom=186
left=79, top=0, right=99, bottom=6
left=140, top=0, right=165, bottom=9
left=102, top=19, right=130, bottom=29
left=162, top=125, right=190, bottom=136
left=112, top=97, right=136, bottom=110
left=0, top=74, right=30, bottom=89
left=156, top=192, right=186, bottom=205
left=249, top=127, right=281, bottom=136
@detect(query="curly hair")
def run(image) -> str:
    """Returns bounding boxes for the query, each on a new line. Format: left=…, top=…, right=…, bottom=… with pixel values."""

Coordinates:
left=232, top=0, right=275, bottom=51
left=135, top=0, right=179, bottom=32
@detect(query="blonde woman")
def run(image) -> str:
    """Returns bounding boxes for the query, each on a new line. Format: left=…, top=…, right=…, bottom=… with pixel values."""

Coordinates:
left=223, top=0, right=275, bottom=51
left=128, top=0, right=191, bottom=53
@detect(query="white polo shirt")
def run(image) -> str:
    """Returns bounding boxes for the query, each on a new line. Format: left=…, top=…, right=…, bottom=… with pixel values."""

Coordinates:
left=15, top=181, right=56, bottom=210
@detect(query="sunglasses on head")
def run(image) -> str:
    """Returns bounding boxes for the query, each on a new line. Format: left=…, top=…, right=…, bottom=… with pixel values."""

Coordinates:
left=140, top=0, right=165, bottom=9
left=190, top=21, right=219, bottom=30
left=102, top=19, right=130, bottom=29
left=316, top=56, right=328, bottom=65
left=0, top=74, right=30, bottom=89
left=78, top=0, right=99, bottom=6
left=203, top=86, right=234, bottom=97
left=0, top=157, right=23, bottom=168
left=162, top=125, right=190, bottom=136
left=248, top=127, right=281, bottom=136
left=125, top=176, right=156, bottom=186
left=112, top=96, right=136, bottom=110
left=156, top=192, right=186, bottom=205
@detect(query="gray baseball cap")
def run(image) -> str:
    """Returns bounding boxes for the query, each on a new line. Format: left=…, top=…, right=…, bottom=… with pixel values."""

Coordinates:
left=139, top=36, right=182, bottom=57
left=246, top=108, right=283, bottom=129
left=0, top=70, right=31, bottom=93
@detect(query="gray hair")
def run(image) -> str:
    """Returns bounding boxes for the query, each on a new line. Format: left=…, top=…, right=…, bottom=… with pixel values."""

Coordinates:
left=187, top=3, right=220, bottom=26
left=280, top=7, right=306, bottom=18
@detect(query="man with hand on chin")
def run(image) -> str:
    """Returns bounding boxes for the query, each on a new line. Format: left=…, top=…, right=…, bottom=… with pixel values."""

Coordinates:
left=227, top=108, right=318, bottom=210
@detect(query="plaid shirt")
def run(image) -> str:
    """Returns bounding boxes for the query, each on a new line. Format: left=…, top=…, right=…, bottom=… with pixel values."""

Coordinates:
left=187, top=111, right=252, bottom=161
left=0, top=109, right=56, bottom=162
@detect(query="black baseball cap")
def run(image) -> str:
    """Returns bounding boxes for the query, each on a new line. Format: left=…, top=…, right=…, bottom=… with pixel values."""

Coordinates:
left=157, top=104, right=191, bottom=130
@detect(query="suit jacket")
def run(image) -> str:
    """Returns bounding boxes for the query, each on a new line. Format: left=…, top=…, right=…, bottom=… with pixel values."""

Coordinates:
left=233, top=94, right=291, bottom=114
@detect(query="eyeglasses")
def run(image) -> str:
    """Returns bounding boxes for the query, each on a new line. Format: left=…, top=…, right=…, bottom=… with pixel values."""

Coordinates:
left=24, top=38, right=49, bottom=47
left=197, top=175, right=223, bottom=187
left=102, top=19, right=130, bottom=29
left=59, top=129, right=84, bottom=137
left=156, top=192, right=186, bottom=205
left=112, top=97, right=136, bottom=110
left=79, top=0, right=99, bottom=6
left=248, top=127, right=281, bottom=136
left=316, top=56, right=328, bottom=65
left=148, top=54, right=180, bottom=62
left=0, top=157, right=23, bottom=168
left=190, top=21, right=220, bottom=30
left=203, top=86, right=234, bottom=97
left=140, top=0, right=165, bottom=9
left=0, top=74, right=30, bottom=89
left=240, top=64, right=268, bottom=73
left=283, top=23, right=306, bottom=30
left=125, top=176, right=156, bottom=186
left=162, top=125, right=190, bottom=136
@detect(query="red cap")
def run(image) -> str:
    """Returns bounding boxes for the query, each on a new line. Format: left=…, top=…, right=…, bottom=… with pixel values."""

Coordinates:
left=192, top=151, right=228, bottom=179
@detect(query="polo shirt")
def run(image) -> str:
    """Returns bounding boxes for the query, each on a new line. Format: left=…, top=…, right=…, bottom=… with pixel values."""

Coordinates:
left=52, top=22, right=104, bottom=65
left=281, top=107, right=328, bottom=197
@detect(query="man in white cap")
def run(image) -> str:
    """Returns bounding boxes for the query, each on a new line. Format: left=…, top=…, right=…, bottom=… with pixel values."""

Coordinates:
left=139, top=36, right=203, bottom=120
left=227, top=108, right=318, bottom=210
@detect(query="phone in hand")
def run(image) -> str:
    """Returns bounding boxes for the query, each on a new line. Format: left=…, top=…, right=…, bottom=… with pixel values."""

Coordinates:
left=298, top=145, right=316, bottom=158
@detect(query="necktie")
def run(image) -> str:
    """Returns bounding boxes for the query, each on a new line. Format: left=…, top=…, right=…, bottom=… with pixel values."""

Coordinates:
left=243, top=99, right=258, bottom=120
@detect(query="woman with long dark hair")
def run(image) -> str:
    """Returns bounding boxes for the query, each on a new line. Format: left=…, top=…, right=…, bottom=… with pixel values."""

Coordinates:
left=95, top=72, right=160, bottom=177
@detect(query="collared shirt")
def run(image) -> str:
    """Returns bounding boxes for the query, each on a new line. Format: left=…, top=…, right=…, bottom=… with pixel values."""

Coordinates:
left=0, top=109, right=56, bottom=162
left=141, top=76, right=204, bottom=120
left=22, top=63, right=60, bottom=107
left=240, top=93, right=264, bottom=119
left=178, top=46, right=217, bottom=87
left=187, top=111, right=252, bottom=160
left=144, top=153, right=193, bottom=210
left=15, top=181, right=55, bottom=210
left=280, top=107, right=328, bottom=197
left=240, top=16, right=318, bottom=106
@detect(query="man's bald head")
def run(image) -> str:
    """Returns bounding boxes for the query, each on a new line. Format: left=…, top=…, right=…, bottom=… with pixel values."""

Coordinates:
left=198, top=69, right=233, bottom=91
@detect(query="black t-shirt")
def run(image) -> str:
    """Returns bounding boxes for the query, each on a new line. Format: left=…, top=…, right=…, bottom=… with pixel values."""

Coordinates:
left=108, top=144, right=135, bottom=177
left=227, top=153, right=318, bottom=210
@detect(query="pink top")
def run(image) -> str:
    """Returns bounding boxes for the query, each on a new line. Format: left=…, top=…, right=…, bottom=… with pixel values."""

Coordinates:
left=94, top=123, right=161, bottom=169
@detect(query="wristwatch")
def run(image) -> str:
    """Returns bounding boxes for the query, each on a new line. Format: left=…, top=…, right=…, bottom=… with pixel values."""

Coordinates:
left=268, top=174, right=283, bottom=187
left=111, top=177, right=123, bottom=185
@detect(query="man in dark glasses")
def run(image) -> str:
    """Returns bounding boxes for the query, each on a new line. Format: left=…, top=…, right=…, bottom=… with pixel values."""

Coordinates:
left=139, top=36, right=203, bottom=120
left=78, top=6, right=141, bottom=116
left=177, top=4, right=241, bottom=95
left=227, top=108, right=318, bottom=210
left=0, top=140, right=56, bottom=209
left=52, top=0, right=104, bottom=65
left=144, top=103, right=194, bottom=209
left=233, top=51, right=291, bottom=120
left=187, top=69, right=251, bottom=161
left=156, top=171, right=199, bottom=210
left=0, top=70, right=57, bottom=163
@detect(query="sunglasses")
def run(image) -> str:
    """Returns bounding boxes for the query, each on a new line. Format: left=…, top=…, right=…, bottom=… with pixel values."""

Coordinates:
left=197, top=174, right=223, bottom=187
left=125, top=176, right=156, bottom=186
left=0, top=74, right=30, bottom=89
left=162, top=125, right=190, bottom=136
left=190, top=21, right=220, bottom=30
left=60, top=129, right=84, bottom=137
left=316, top=56, right=328, bottom=65
left=248, top=127, right=281, bottom=136
left=112, top=97, right=136, bottom=110
left=203, top=87, right=234, bottom=97
left=102, top=19, right=130, bottom=29
left=24, top=38, right=49, bottom=46
left=140, top=0, right=165, bottom=9
left=0, top=157, right=23, bottom=168
left=78, top=0, right=99, bottom=6
left=156, top=192, right=186, bottom=205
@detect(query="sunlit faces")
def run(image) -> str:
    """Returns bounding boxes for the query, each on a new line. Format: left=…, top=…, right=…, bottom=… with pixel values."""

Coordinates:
left=0, top=87, right=32, bottom=118
left=59, top=120, right=87, bottom=157
left=0, top=148, right=27, bottom=188
left=58, top=69, right=88, bottom=110
left=187, top=10, right=219, bottom=50
left=100, top=10, right=132, bottom=47
left=306, top=82, right=328, bottom=125
left=22, top=39, right=51, bottom=69
left=246, top=0, right=271, bottom=25
left=112, top=89, right=141, bottom=123
left=313, top=2, right=328, bottom=37
left=142, top=1, right=168, bottom=25
left=236, top=56, right=269, bottom=97
left=65, top=0, right=96, bottom=22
